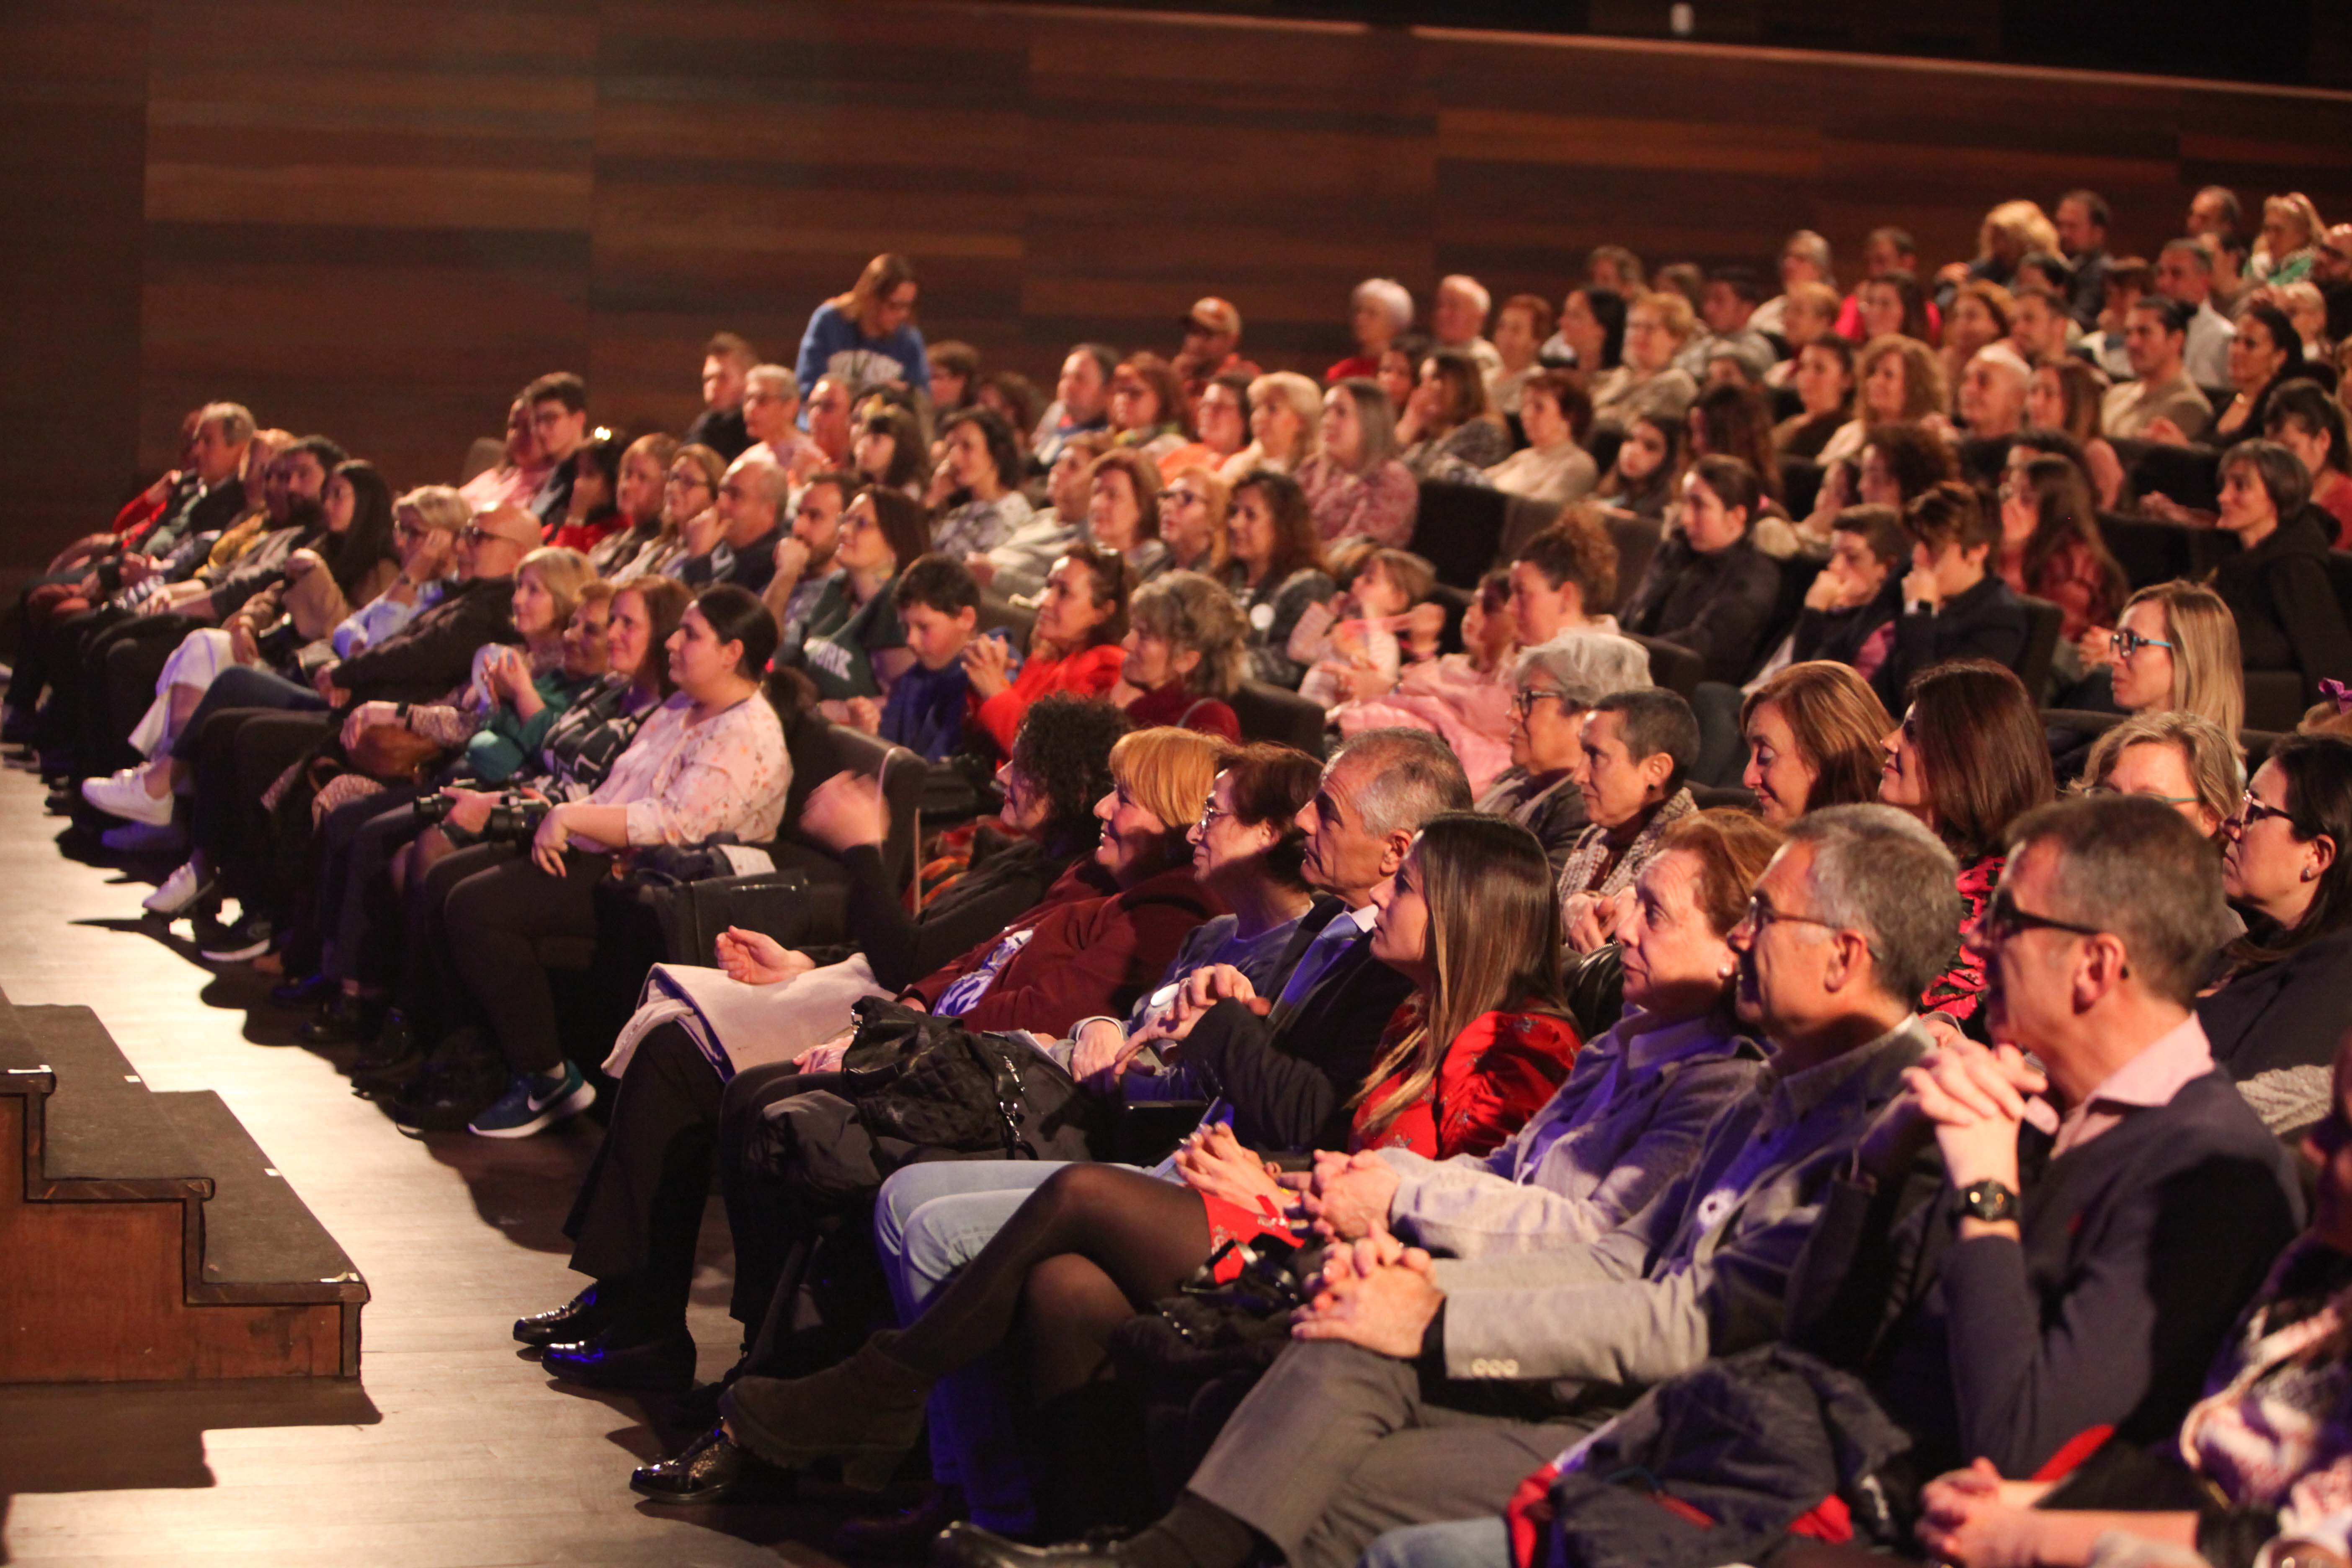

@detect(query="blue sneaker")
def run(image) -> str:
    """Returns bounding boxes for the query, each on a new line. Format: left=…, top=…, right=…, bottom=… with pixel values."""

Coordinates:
left=467, top=1063, right=595, bottom=1138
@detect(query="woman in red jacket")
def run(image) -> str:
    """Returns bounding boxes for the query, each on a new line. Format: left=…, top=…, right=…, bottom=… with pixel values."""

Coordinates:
left=965, top=544, right=1130, bottom=756
left=706, top=812, right=1579, bottom=1521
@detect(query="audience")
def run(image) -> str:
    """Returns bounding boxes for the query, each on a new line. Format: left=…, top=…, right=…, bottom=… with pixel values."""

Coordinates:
left=1738, top=660, right=1893, bottom=828
left=1591, top=291, right=1700, bottom=426
left=1556, top=687, right=1700, bottom=952
left=1294, top=379, right=1417, bottom=548
left=1476, top=633, right=1653, bottom=873
left=1394, top=350, right=1511, bottom=482
left=2076, top=708, right=2243, bottom=840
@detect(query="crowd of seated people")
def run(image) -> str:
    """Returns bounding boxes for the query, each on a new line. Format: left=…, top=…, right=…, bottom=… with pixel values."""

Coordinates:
left=11, top=196, right=2352, bottom=1568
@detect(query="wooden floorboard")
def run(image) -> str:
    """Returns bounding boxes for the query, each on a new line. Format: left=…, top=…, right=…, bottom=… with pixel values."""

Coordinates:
left=0, top=759, right=840, bottom=1565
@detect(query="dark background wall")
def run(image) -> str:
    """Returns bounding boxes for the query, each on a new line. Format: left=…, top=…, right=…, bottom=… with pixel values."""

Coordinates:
left=9, top=0, right=2352, bottom=573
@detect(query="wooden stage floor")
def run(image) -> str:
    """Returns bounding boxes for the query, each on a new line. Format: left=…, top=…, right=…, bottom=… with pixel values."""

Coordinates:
left=0, top=758, right=845, bottom=1565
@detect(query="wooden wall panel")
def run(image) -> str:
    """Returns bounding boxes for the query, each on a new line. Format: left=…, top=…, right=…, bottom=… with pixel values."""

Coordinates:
left=13, top=0, right=2352, bottom=576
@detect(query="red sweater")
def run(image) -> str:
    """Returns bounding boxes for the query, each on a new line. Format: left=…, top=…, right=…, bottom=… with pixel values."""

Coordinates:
left=1123, top=681, right=1241, bottom=740
left=976, top=642, right=1125, bottom=754
left=901, top=863, right=1225, bottom=1038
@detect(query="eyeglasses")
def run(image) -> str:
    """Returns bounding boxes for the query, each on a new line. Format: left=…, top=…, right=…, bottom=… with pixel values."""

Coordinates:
left=2108, top=627, right=2176, bottom=658
left=2227, top=789, right=2296, bottom=834
left=394, top=521, right=431, bottom=542
left=666, top=472, right=711, bottom=492
left=1197, top=795, right=1233, bottom=828
left=1739, top=895, right=1841, bottom=936
left=1978, top=889, right=2107, bottom=946
left=1513, top=687, right=1576, bottom=718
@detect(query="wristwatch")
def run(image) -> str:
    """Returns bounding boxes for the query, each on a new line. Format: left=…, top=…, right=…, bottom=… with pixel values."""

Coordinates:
left=1957, top=1178, right=2020, bottom=1225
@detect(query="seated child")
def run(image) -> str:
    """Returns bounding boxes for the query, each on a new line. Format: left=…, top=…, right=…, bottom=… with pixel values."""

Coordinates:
left=1290, top=546, right=1439, bottom=708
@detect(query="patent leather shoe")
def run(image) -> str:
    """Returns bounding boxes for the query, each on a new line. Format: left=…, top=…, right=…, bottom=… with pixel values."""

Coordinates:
left=513, top=1282, right=618, bottom=1348
left=630, top=1424, right=792, bottom=1505
left=542, top=1325, right=697, bottom=1392
left=932, top=1522, right=1130, bottom=1568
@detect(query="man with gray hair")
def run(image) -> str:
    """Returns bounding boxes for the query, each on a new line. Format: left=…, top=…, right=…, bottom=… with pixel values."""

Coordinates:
left=1431, top=273, right=1503, bottom=384
left=1751, top=229, right=1834, bottom=340
left=1147, top=727, right=1470, bottom=1152
left=939, top=805, right=1944, bottom=1568
left=1782, top=794, right=2300, bottom=1489
left=2153, top=236, right=2237, bottom=387
left=694, top=453, right=790, bottom=596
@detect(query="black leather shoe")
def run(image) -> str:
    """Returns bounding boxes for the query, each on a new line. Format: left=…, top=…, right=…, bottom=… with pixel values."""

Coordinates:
left=299, top=992, right=387, bottom=1045
left=833, top=1483, right=968, bottom=1558
left=630, top=1424, right=792, bottom=1505
left=933, top=1523, right=1127, bottom=1568
left=543, top=1326, right=697, bottom=1392
left=514, top=1283, right=619, bottom=1348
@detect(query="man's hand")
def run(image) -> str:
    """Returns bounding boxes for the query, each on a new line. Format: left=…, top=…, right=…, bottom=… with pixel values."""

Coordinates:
left=283, top=547, right=323, bottom=580
left=842, top=696, right=882, bottom=735
left=1293, top=1235, right=1444, bottom=1358
left=773, top=535, right=811, bottom=591
left=1299, top=1153, right=1401, bottom=1242
left=2143, top=416, right=2191, bottom=448
left=1908, top=1040, right=2042, bottom=1196
left=1916, top=1459, right=2048, bottom=1568
left=119, top=555, right=157, bottom=587
left=228, top=619, right=261, bottom=665
left=714, top=925, right=816, bottom=987
left=441, top=786, right=500, bottom=834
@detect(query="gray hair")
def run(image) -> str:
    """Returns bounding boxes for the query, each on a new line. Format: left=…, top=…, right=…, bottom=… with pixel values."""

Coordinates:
left=1783, top=229, right=1834, bottom=283
left=1786, top=804, right=1962, bottom=1008
left=2161, top=236, right=2215, bottom=276
left=198, top=400, right=256, bottom=446
left=1513, top=632, right=1651, bottom=709
left=1351, top=277, right=1414, bottom=335
left=1331, top=727, right=1472, bottom=838
left=724, top=452, right=791, bottom=511
left=744, top=363, right=798, bottom=401
left=1129, top=570, right=1248, bottom=699
left=1438, top=273, right=1492, bottom=320
left=2006, top=795, right=2231, bottom=1006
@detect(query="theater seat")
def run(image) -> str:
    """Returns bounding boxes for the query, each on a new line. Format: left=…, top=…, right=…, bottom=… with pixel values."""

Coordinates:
left=977, top=591, right=1035, bottom=648
left=2329, top=550, right=2352, bottom=623
left=2124, top=443, right=2222, bottom=513
left=2245, top=672, right=2308, bottom=734
left=1604, top=516, right=1661, bottom=614
left=2014, top=597, right=2065, bottom=701
left=1231, top=680, right=1327, bottom=756
left=1626, top=633, right=1702, bottom=697
left=1779, top=456, right=1823, bottom=521
left=2100, top=514, right=2200, bottom=589
left=1409, top=481, right=1511, bottom=589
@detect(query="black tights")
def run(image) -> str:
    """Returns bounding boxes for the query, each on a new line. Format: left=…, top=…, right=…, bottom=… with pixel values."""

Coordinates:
left=897, top=1163, right=1212, bottom=1402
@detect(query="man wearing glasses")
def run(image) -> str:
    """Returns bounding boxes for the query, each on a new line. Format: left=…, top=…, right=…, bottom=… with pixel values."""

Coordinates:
left=944, top=806, right=1950, bottom=1568
left=1786, top=794, right=2301, bottom=1495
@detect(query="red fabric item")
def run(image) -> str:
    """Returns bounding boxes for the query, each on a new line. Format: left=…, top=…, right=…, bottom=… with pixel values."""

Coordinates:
left=2030, top=1424, right=2116, bottom=1483
left=1122, top=681, right=1241, bottom=740
left=974, top=642, right=1125, bottom=754
left=1199, top=1191, right=1291, bottom=1282
left=1356, top=1008, right=1583, bottom=1160
left=900, top=863, right=1224, bottom=1039
left=1326, top=354, right=1382, bottom=385
left=546, top=514, right=627, bottom=553
left=1646, top=1493, right=1716, bottom=1530
left=1786, top=1494, right=1853, bottom=1543
left=1504, top=1460, right=1559, bottom=1568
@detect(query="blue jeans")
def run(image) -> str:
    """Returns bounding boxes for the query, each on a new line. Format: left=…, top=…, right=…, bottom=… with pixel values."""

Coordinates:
left=1359, top=1518, right=1511, bottom=1568
left=874, top=1161, right=1072, bottom=1532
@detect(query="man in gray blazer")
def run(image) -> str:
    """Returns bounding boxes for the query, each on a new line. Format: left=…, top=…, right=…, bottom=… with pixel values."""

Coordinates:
left=937, top=807, right=1958, bottom=1568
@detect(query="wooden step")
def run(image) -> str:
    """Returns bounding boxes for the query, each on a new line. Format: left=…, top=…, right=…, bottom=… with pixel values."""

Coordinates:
left=0, top=995, right=368, bottom=1383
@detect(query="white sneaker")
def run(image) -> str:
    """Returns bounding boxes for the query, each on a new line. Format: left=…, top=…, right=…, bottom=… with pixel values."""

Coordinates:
left=143, top=860, right=211, bottom=916
left=103, top=820, right=187, bottom=856
left=82, top=767, right=175, bottom=826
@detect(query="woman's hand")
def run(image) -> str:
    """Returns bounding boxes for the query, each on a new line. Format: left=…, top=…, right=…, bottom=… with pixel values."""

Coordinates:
left=2143, top=416, right=2192, bottom=448
left=1562, top=890, right=1627, bottom=954
left=1069, top=1018, right=1132, bottom=1086
left=1916, top=1460, right=2048, bottom=1568
left=714, top=925, right=816, bottom=987
left=228, top=618, right=262, bottom=665
left=961, top=634, right=1014, bottom=700
left=530, top=802, right=574, bottom=876
left=2075, top=625, right=2117, bottom=673
left=283, top=547, right=323, bottom=580
left=1173, top=1124, right=1286, bottom=1207
left=798, top=1037, right=852, bottom=1074
left=798, top=771, right=890, bottom=853
left=340, top=699, right=402, bottom=750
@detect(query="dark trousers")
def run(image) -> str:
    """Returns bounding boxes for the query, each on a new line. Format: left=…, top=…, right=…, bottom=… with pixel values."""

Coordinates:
left=1186, top=1340, right=1596, bottom=1568
left=171, top=664, right=325, bottom=763
left=189, top=706, right=330, bottom=905
left=441, top=847, right=614, bottom=1077
left=312, top=789, right=427, bottom=985
left=716, top=1060, right=813, bottom=1330
left=393, top=841, right=518, bottom=1041
left=561, top=1022, right=723, bottom=1332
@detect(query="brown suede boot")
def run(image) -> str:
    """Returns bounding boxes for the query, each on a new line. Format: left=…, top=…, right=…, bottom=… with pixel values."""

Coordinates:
left=718, top=1328, right=933, bottom=1491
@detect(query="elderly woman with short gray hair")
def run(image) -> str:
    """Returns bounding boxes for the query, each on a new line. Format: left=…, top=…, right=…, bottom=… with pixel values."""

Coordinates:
left=1476, top=633, right=1653, bottom=876
left=1112, top=570, right=1246, bottom=740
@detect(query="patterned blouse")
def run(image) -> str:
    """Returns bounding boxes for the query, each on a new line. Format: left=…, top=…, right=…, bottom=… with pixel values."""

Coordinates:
left=1295, top=453, right=1420, bottom=548
left=1923, top=853, right=2002, bottom=1021
left=529, top=675, right=663, bottom=801
left=933, top=491, right=1035, bottom=562
left=582, top=691, right=791, bottom=851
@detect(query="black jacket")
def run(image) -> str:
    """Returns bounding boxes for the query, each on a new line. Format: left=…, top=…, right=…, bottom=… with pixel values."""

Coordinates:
left=2210, top=510, right=2352, bottom=704
left=1176, top=901, right=1414, bottom=1152
left=717, top=525, right=785, bottom=598
left=336, top=575, right=519, bottom=704
left=1792, top=574, right=1902, bottom=671
left=683, top=405, right=752, bottom=462
left=1787, top=1069, right=2302, bottom=1479
left=1621, top=534, right=1783, bottom=685
left=1871, top=572, right=2029, bottom=711
left=2198, top=922, right=2352, bottom=1091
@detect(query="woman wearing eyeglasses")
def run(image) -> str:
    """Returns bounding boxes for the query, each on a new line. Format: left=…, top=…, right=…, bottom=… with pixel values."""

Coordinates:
left=2200, top=733, right=2352, bottom=1122
left=1475, top=634, right=1651, bottom=876
left=2075, top=710, right=2245, bottom=842
left=604, top=443, right=727, bottom=584
left=2076, top=581, right=2248, bottom=739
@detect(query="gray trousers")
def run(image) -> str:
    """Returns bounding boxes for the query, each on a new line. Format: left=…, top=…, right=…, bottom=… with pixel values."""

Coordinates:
left=1186, top=1338, right=1599, bottom=1568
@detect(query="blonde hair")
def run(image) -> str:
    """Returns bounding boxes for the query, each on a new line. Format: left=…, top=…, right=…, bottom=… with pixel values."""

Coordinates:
left=1108, top=726, right=1236, bottom=833
left=2076, top=710, right=2244, bottom=832
left=2124, top=581, right=2244, bottom=738
left=398, top=484, right=469, bottom=536
left=517, top=545, right=596, bottom=628
left=1163, top=464, right=1231, bottom=573
left=1980, top=199, right=2059, bottom=260
left=1631, top=289, right=1696, bottom=344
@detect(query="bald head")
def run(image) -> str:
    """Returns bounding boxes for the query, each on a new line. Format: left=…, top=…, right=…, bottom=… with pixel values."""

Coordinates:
left=464, top=503, right=543, bottom=580
left=717, top=455, right=789, bottom=547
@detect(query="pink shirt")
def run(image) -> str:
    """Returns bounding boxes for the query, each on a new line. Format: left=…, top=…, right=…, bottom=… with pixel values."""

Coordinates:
left=2044, top=1013, right=2218, bottom=1157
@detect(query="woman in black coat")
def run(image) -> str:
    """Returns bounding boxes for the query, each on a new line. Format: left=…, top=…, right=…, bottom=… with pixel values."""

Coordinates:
left=1617, top=454, right=1783, bottom=686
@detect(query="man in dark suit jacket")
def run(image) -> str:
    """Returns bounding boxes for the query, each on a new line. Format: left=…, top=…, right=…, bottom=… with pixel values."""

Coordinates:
left=1138, top=726, right=1474, bottom=1152
left=1873, top=480, right=2030, bottom=709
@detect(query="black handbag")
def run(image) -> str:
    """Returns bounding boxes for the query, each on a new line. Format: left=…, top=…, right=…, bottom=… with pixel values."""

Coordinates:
left=618, top=859, right=812, bottom=965
left=837, top=997, right=1102, bottom=1161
